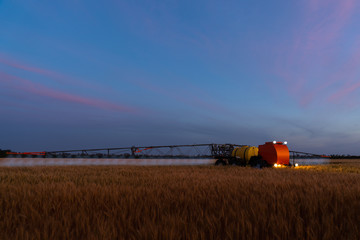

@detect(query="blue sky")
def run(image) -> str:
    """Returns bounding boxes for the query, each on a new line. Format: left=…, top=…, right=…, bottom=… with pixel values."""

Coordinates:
left=1, top=0, right=360, bottom=154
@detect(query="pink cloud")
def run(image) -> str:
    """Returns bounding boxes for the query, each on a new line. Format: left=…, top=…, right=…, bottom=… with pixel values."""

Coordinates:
left=0, top=72, right=137, bottom=113
left=0, top=53, right=118, bottom=96
left=308, top=46, right=360, bottom=97
left=274, top=0, right=358, bottom=106
left=0, top=55, right=60, bottom=78
left=305, top=0, right=355, bottom=48
left=0, top=53, right=225, bottom=115
left=328, top=81, right=360, bottom=102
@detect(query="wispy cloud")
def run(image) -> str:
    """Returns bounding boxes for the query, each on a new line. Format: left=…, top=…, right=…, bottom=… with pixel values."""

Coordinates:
left=329, top=81, right=360, bottom=101
left=0, top=72, right=137, bottom=113
left=0, top=53, right=229, bottom=117
left=0, top=56, right=58, bottom=77
left=303, top=0, right=356, bottom=48
left=0, top=53, right=117, bottom=95
left=275, top=0, right=359, bottom=107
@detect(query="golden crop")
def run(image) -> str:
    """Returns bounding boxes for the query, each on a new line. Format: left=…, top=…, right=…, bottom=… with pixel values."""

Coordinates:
left=0, top=161, right=359, bottom=239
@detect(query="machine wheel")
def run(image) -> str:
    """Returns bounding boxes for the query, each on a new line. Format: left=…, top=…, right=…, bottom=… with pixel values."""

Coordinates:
left=257, top=159, right=267, bottom=168
left=260, top=159, right=269, bottom=168
left=215, top=159, right=226, bottom=166
left=235, top=159, right=243, bottom=166
left=228, top=157, right=241, bottom=165
left=241, top=159, right=247, bottom=167
left=249, top=156, right=262, bottom=168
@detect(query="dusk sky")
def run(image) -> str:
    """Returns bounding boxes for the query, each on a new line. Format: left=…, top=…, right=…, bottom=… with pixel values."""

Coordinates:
left=1, top=0, right=360, bottom=154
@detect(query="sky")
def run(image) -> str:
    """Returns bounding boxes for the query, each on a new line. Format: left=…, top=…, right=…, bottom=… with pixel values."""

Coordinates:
left=1, top=0, right=360, bottom=154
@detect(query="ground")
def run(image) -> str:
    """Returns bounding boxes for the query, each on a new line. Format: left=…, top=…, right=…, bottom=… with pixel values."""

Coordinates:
left=0, top=160, right=359, bottom=239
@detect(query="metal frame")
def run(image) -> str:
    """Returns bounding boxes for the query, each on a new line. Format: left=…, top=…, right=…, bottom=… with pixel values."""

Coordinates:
left=289, top=151, right=329, bottom=165
left=44, top=143, right=244, bottom=159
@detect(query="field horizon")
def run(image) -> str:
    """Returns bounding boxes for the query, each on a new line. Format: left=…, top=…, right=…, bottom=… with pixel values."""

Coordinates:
left=1, top=162, right=359, bottom=239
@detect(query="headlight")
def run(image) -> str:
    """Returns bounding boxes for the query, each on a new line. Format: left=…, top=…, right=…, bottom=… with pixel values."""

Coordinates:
left=273, top=140, right=277, bottom=144
left=274, top=163, right=278, bottom=167
left=284, top=141, right=287, bottom=145
left=295, top=163, right=299, bottom=167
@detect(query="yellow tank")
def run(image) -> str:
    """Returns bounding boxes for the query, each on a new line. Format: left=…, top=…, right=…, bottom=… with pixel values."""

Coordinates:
left=232, top=146, right=247, bottom=158
left=232, top=146, right=259, bottom=164
left=244, top=146, right=259, bottom=163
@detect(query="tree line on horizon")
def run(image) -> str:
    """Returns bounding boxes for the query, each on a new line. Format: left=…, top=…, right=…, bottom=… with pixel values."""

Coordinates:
left=330, top=154, right=360, bottom=159
left=0, top=149, right=12, bottom=158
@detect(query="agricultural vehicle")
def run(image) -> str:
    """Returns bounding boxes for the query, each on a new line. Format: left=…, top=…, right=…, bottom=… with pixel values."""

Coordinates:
left=215, top=141, right=291, bottom=168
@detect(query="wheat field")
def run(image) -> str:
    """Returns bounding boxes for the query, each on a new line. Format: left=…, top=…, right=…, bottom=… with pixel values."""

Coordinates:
left=1, top=162, right=359, bottom=239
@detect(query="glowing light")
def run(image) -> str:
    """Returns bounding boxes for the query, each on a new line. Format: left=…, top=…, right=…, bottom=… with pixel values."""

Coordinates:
left=274, top=163, right=278, bottom=167
left=284, top=141, right=287, bottom=145
left=295, top=163, right=299, bottom=167
left=273, top=141, right=276, bottom=144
